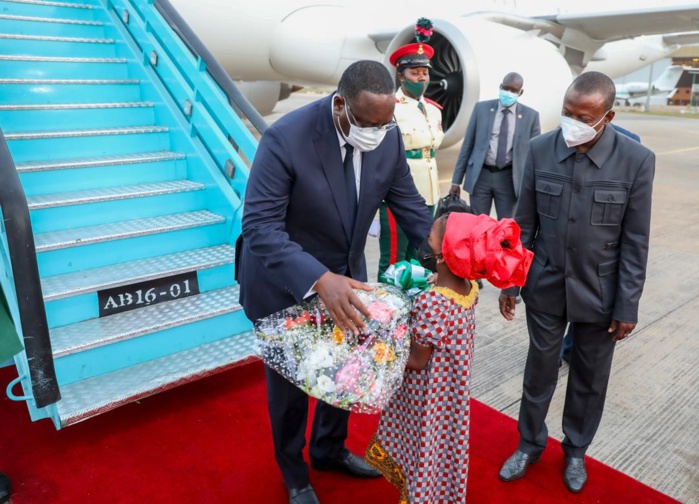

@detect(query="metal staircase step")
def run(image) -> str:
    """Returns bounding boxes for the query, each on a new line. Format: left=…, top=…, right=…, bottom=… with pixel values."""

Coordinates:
left=0, top=33, right=112, bottom=43
left=0, top=78, right=135, bottom=84
left=0, top=13, right=102, bottom=25
left=26, top=180, right=204, bottom=209
left=41, top=243, right=235, bottom=301
left=0, top=55, right=125, bottom=63
left=0, top=101, right=152, bottom=111
left=51, top=286, right=242, bottom=357
left=55, top=331, right=257, bottom=427
left=16, top=151, right=185, bottom=172
left=1, top=102, right=155, bottom=131
left=1, top=0, right=94, bottom=8
left=5, top=125, right=167, bottom=141
left=35, top=210, right=226, bottom=255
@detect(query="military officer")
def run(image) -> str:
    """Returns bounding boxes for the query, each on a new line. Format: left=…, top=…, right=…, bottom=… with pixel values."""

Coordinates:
left=378, top=18, right=444, bottom=278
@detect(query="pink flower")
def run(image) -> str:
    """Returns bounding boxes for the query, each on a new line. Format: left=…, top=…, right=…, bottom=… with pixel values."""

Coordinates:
left=367, top=301, right=393, bottom=325
left=335, top=358, right=362, bottom=394
left=393, top=324, right=408, bottom=341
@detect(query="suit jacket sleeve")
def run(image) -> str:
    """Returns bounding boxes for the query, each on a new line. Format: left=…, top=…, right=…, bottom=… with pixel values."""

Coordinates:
left=503, top=144, right=538, bottom=297
left=531, top=111, right=541, bottom=138
left=384, top=128, right=434, bottom=248
left=452, top=104, right=479, bottom=185
left=613, top=151, right=655, bottom=323
left=241, top=127, right=329, bottom=303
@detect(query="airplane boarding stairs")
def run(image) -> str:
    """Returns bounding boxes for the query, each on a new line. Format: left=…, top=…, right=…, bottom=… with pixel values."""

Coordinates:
left=0, top=0, right=264, bottom=428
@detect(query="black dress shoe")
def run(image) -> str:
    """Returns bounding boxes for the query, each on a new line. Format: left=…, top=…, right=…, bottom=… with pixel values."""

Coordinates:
left=311, top=452, right=380, bottom=478
left=499, top=449, right=541, bottom=482
left=0, top=472, right=10, bottom=504
left=563, top=457, right=587, bottom=493
left=288, top=484, right=320, bottom=504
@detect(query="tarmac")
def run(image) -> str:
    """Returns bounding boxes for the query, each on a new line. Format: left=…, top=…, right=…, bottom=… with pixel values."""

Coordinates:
left=266, top=95, right=699, bottom=503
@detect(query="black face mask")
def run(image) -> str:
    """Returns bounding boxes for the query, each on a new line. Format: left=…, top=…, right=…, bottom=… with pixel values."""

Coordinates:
left=417, top=237, right=438, bottom=273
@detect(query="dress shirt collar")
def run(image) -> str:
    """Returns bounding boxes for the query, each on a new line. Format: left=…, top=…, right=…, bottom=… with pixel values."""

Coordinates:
left=396, top=87, right=425, bottom=106
left=496, top=100, right=517, bottom=114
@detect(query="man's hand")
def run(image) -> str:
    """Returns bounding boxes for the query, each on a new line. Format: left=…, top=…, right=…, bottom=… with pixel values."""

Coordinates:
left=315, top=272, right=373, bottom=335
left=449, top=184, right=461, bottom=198
left=608, top=320, right=636, bottom=341
left=499, top=294, right=517, bottom=321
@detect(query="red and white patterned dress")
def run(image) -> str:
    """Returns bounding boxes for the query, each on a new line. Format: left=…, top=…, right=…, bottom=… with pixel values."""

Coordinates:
left=366, top=285, right=478, bottom=504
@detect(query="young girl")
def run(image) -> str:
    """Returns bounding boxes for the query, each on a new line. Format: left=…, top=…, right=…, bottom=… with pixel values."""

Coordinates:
left=366, top=212, right=532, bottom=504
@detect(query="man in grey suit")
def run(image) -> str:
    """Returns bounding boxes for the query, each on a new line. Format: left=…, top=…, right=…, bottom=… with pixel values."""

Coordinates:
left=497, top=72, right=655, bottom=493
left=450, top=72, right=541, bottom=218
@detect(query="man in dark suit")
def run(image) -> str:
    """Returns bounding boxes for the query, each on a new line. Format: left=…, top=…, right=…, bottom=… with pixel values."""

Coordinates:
left=560, top=123, right=641, bottom=366
left=450, top=72, right=541, bottom=218
left=238, top=61, right=433, bottom=504
left=497, top=72, right=655, bottom=493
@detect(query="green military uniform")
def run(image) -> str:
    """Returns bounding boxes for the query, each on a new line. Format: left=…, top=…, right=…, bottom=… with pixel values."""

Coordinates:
left=378, top=88, right=444, bottom=277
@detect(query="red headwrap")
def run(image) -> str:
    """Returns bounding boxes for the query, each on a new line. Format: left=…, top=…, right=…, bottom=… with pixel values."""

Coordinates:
left=441, top=213, right=533, bottom=289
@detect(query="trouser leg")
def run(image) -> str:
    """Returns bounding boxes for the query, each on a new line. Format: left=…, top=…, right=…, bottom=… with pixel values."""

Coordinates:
left=309, top=401, right=351, bottom=464
left=378, top=203, right=426, bottom=278
left=518, top=307, right=568, bottom=455
left=491, top=169, right=517, bottom=219
left=378, top=203, right=400, bottom=278
left=469, top=171, right=494, bottom=216
left=264, top=364, right=310, bottom=489
left=561, top=321, right=616, bottom=457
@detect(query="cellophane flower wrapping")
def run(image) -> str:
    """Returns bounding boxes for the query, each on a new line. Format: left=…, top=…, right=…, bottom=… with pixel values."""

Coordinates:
left=255, top=284, right=411, bottom=414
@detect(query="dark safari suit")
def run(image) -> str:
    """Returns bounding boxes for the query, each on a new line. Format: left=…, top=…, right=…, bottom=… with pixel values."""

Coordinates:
left=512, top=124, right=654, bottom=457
left=238, top=94, right=432, bottom=489
left=452, top=98, right=540, bottom=217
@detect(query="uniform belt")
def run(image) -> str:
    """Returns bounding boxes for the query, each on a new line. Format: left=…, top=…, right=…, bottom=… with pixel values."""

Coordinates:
left=483, top=164, right=512, bottom=172
left=405, top=147, right=435, bottom=159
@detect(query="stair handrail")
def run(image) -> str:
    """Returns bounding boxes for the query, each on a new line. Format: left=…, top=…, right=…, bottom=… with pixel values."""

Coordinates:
left=153, top=0, right=268, bottom=137
left=0, top=130, right=60, bottom=408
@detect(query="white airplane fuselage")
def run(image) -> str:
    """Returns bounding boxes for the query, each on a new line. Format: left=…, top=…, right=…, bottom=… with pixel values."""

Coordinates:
left=169, top=0, right=688, bottom=144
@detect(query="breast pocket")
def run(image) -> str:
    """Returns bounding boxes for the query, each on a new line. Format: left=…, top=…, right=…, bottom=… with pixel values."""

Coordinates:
left=591, top=189, right=627, bottom=226
left=535, top=180, right=563, bottom=219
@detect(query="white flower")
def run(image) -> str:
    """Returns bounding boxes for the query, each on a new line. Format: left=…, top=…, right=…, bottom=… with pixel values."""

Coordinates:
left=315, top=375, right=337, bottom=394
left=306, top=344, right=334, bottom=370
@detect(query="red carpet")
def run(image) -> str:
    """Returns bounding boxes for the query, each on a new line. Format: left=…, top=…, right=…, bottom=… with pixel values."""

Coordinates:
left=0, top=361, right=678, bottom=503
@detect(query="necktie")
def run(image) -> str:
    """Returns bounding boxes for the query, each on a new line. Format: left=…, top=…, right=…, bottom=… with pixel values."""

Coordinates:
left=343, top=143, right=357, bottom=231
left=495, top=108, right=510, bottom=169
left=418, top=101, right=426, bottom=116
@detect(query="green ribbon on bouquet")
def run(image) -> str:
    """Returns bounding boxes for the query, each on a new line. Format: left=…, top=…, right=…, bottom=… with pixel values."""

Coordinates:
left=379, top=259, right=432, bottom=296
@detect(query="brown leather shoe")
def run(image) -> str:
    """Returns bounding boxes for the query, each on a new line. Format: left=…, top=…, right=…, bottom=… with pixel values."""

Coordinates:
left=499, top=449, right=542, bottom=482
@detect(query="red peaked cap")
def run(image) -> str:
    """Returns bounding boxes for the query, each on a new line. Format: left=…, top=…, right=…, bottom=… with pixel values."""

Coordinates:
left=389, top=43, right=434, bottom=68
left=442, top=213, right=534, bottom=289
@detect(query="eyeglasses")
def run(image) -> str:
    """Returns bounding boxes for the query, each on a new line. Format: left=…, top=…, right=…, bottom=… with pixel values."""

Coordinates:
left=346, top=102, right=397, bottom=133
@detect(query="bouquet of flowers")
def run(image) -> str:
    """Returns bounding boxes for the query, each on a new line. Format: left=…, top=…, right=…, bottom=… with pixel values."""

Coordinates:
left=255, top=284, right=411, bottom=414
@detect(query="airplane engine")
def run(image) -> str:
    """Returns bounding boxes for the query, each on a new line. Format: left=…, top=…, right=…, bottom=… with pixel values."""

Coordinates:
left=385, top=18, right=574, bottom=148
left=235, top=81, right=295, bottom=116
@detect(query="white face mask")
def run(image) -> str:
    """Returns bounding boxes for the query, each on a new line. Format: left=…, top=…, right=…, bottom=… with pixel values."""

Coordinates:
left=339, top=100, right=390, bottom=152
left=560, top=111, right=610, bottom=148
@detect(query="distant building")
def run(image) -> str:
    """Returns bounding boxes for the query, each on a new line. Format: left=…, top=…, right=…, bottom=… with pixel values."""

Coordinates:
left=670, top=47, right=699, bottom=106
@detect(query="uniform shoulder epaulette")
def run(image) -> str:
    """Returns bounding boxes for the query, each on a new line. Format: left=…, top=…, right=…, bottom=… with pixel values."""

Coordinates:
left=424, top=98, right=443, bottom=110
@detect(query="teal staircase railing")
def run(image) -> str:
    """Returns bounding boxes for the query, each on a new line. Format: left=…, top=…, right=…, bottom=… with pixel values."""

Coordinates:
left=0, top=0, right=264, bottom=428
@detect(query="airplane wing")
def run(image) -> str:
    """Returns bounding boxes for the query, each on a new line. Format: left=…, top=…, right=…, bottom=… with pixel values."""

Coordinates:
left=536, top=5, right=699, bottom=41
